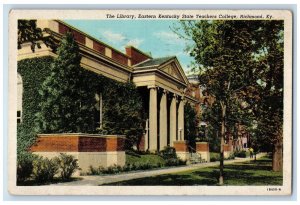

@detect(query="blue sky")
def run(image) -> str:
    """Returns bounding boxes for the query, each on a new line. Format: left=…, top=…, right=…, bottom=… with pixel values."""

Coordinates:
left=64, top=20, right=194, bottom=74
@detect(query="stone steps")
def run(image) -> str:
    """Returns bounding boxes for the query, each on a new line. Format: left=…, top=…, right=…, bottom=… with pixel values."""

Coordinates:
left=189, top=153, right=206, bottom=164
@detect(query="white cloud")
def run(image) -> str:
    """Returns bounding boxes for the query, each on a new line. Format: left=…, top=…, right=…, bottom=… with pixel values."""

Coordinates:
left=154, top=31, right=184, bottom=45
left=101, top=30, right=126, bottom=43
left=154, top=31, right=178, bottom=39
left=125, top=38, right=144, bottom=48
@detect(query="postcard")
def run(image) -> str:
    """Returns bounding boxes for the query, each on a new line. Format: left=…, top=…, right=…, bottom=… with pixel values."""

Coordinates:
left=8, top=9, right=292, bottom=195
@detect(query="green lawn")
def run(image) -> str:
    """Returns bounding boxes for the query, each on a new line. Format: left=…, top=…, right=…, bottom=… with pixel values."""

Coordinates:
left=103, top=157, right=282, bottom=186
left=126, top=152, right=166, bottom=167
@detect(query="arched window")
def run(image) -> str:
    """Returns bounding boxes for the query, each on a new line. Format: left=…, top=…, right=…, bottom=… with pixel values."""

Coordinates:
left=17, top=73, right=23, bottom=123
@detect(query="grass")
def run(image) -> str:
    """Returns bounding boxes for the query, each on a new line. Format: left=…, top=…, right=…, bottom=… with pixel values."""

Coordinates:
left=210, top=152, right=220, bottom=161
left=126, top=152, right=166, bottom=167
left=102, top=156, right=282, bottom=186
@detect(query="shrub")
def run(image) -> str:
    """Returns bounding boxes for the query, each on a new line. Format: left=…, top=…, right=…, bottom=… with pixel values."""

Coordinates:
left=87, top=162, right=166, bottom=176
left=54, top=153, right=79, bottom=180
left=165, top=158, right=186, bottom=166
left=226, top=153, right=235, bottom=160
left=159, top=146, right=186, bottom=166
left=32, top=156, right=58, bottom=183
left=159, top=146, right=177, bottom=160
left=17, top=152, right=37, bottom=183
left=234, top=150, right=247, bottom=158
left=88, top=165, right=100, bottom=175
left=88, top=165, right=123, bottom=175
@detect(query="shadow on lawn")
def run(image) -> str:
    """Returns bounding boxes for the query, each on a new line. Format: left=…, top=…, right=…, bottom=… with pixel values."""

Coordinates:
left=102, top=159, right=282, bottom=186
left=102, top=173, right=217, bottom=186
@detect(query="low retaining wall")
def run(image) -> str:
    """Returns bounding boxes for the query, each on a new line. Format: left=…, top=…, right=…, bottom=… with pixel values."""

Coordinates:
left=173, top=140, right=189, bottom=161
left=30, top=133, right=126, bottom=173
left=196, top=142, right=210, bottom=162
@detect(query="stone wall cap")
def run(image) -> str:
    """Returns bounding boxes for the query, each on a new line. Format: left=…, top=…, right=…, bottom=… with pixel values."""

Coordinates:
left=37, top=133, right=126, bottom=138
left=173, top=140, right=188, bottom=143
left=196, top=142, right=209, bottom=144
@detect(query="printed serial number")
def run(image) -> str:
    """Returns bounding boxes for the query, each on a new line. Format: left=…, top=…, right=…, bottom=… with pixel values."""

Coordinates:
left=267, top=188, right=281, bottom=191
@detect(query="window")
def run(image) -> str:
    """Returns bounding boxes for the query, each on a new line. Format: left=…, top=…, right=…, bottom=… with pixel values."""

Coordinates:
left=17, top=110, right=21, bottom=123
left=17, top=73, right=23, bottom=124
left=95, top=93, right=103, bottom=129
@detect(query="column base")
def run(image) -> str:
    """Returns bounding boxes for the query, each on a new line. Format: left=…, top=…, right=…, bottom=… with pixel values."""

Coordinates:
left=196, top=142, right=210, bottom=162
left=176, top=151, right=189, bottom=161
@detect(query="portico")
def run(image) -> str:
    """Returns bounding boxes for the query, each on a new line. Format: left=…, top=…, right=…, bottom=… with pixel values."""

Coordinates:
left=132, top=56, right=189, bottom=152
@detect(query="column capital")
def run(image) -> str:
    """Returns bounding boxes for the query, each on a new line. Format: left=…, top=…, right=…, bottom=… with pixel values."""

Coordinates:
left=179, top=96, right=186, bottom=104
left=147, top=85, right=157, bottom=90
left=162, top=89, right=169, bottom=94
left=172, top=93, right=178, bottom=98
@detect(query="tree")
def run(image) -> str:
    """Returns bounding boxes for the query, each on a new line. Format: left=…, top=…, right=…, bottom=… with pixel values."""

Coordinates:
left=178, top=20, right=284, bottom=183
left=244, top=21, right=284, bottom=171
left=35, top=32, right=94, bottom=133
left=18, top=20, right=57, bottom=52
left=101, top=82, right=145, bottom=149
left=184, top=103, right=199, bottom=148
left=18, top=20, right=43, bottom=52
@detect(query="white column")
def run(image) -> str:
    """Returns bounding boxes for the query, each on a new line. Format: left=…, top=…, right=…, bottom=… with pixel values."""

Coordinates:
left=149, top=86, right=157, bottom=151
left=178, top=97, right=185, bottom=141
left=170, top=94, right=177, bottom=146
left=159, top=89, right=168, bottom=150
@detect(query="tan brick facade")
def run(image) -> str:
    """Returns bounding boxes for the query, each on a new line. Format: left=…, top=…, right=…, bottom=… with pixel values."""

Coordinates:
left=173, top=141, right=189, bottom=152
left=196, top=142, right=209, bottom=152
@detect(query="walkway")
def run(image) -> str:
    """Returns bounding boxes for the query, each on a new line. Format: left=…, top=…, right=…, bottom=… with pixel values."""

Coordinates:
left=50, top=153, right=266, bottom=186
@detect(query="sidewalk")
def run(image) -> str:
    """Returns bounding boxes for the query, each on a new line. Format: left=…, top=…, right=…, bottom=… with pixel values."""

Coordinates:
left=50, top=153, right=266, bottom=186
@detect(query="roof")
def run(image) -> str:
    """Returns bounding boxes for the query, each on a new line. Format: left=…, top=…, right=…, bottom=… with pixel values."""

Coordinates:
left=125, top=46, right=153, bottom=59
left=134, top=56, right=175, bottom=68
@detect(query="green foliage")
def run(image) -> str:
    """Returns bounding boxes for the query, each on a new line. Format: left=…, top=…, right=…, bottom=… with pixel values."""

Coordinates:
left=35, top=32, right=93, bottom=133
left=88, top=165, right=124, bottom=175
left=17, top=152, right=37, bottom=182
left=126, top=151, right=165, bottom=166
left=18, top=20, right=58, bottom=52
left=17, top=34, right=145, bottom=153
left=184, top=103, right=198, bottom=147
left=125, top=152, right=166, bottom=171
left=54, top=153, right=79, bottom=180
left=158, top=146, right=186, bottom=166
left=179, top=20, right=284, bottom=171
left=104, top=156, right=282, bottom=186
left=18, top=20, right=43, bottom=51
left=210, top=152, right=235, bottom=161
left=210, top=152, right=220, bottom=162
left=102, top=82, right=145, bottom=149
left=158, top=146, right=177, bottom=160
left=227, top=152, right=236, bottom=160
left=17, top=56, right=53, bottom=153
left=234, top=150, right=249, bottom=158
left=32, top=156, right=59, bottom=183
left=85, top=150, right=186, bottom=176
left=17, top=153, right=79, bottom=184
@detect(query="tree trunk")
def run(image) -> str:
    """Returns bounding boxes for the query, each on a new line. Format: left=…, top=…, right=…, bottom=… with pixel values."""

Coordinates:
left=272, top=140, right=283, bottom=172
left=219, top=102, right=226, bottom=185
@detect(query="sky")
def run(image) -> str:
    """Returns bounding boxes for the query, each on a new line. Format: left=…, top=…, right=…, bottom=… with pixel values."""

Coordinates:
left=64, top=20, right=195, bottom=74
